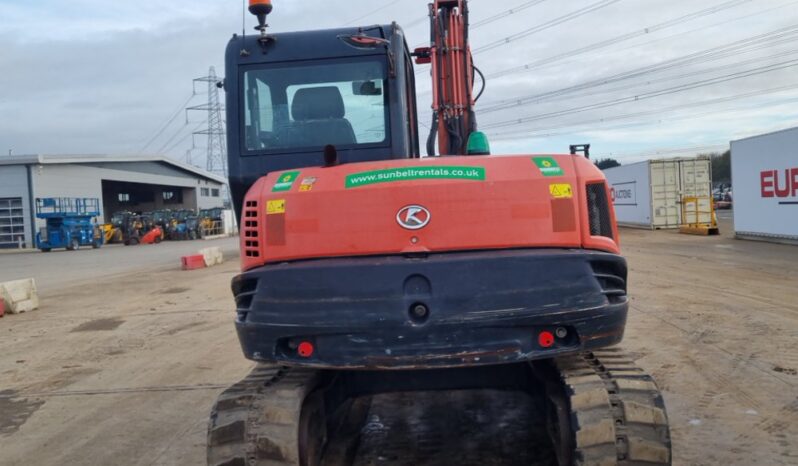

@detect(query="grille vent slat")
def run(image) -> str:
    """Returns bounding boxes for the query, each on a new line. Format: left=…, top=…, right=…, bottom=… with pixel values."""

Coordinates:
left=590, top=261, right=627, bottom=304
left=233, top=277, right=258, bottom=310
left=242, top=201, right=261, bottom=258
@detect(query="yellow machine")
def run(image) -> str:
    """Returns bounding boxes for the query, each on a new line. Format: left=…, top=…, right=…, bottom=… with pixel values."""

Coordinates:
left=680, top=196, right=720, bottom=235
left=101, top=224, right=124, bottom=244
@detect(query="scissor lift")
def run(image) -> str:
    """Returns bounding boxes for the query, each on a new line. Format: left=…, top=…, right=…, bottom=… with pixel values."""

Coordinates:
left=35, top=198, right=104, bottom=252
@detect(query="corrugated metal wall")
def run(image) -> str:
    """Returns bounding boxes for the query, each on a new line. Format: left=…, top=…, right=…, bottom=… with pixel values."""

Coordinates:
left=0, top=165, right=33, bottom=248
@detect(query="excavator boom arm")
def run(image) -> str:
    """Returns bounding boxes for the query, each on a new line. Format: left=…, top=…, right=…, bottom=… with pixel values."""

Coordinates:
left=418, top=0, right=478, bottom=156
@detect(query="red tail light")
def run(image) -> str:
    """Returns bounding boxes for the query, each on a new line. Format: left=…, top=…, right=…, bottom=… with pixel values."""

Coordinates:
left=297, top=341, right=315, bottom=358
left=538, top=331, right=555, bottom=348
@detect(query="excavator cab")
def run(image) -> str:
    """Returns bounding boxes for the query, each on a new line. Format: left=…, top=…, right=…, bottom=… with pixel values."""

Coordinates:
left=225, top=24, right=420, bottom=219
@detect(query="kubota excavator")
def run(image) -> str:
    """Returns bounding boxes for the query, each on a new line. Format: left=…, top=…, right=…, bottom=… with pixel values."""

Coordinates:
left=208, top=1, right=672, bottom=465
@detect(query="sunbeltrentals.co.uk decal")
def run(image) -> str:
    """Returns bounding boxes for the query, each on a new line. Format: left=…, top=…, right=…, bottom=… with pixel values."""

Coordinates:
left=345, top=166, right=486, bottom=188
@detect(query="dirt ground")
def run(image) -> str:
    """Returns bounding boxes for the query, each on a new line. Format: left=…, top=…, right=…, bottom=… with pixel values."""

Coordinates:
left=0, top=219, right=796, bottom=465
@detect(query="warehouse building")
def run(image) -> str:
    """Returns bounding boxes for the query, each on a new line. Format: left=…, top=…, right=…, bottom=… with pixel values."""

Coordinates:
left=0, top=155, right=227, bottom=249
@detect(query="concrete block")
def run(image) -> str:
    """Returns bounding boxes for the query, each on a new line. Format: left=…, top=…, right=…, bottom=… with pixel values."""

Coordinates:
left=199, top=247, right=224, bottom=267
left=0, top=278, right=40, bottom=314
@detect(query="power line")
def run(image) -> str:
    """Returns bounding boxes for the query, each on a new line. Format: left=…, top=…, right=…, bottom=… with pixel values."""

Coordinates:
left=473, top=0, right=622, bottom=54
left=344, top=1, right=397, bottom=26
left=581, top=0, right=798, bottom=68
left=482, top=59, right=798, bottom=130
left=404, top=16, right=429, bottom=31
left=138, top=92, right=195, bottom=154
left=485, top=0, right=751, bottom=79
left=414, top=0, right=616, bottom=75
left=607, top=144, right=732, bottom=162
left=513, top=48, right=798, bottom=106
left=163, top=119, right=208, bottom=155
left=479, top=25, right=798, bottom=115
left=471, top=0, right=548, bottom=29
left=411, top=0, right=548, bottom=52
left=156, top=119, right=197, bottom=155
left=489, top=98, right=798, bottom=142
left=485, top=83, right=798, bottom=139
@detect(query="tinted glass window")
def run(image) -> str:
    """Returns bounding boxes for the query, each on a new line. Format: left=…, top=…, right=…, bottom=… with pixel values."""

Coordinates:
left=243, top=59, right=388, bottom=152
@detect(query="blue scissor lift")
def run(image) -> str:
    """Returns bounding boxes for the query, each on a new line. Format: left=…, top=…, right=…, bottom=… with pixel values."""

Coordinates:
left=35, top=198, right=104, bottom=252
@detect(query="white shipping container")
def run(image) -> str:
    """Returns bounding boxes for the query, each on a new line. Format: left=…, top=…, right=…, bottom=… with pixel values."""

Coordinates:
left=603, top=157, right=712, bottom=229
left=731, top=127, right=798, bottom=244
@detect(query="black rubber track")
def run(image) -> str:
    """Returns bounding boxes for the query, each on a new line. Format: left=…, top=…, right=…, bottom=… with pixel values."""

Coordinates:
left=208, top=350, right=672, bottom=466
left=555, top=349, right=672, bottom=466
left=207, top=365, right=320, bottom=466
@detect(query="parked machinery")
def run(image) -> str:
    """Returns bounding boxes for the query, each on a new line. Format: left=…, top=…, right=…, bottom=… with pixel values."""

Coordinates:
left=199, top=207, right=224, bottom=237
left=166, top=209, right=194, bottom=241
left=35, top=198, right=103, bottom=252
left=101, top=224, right=121, bottom=244
left=123, top=213, right=162, bottom=246
left=149, top=210, right=172, bottom=241
left=103, top=211, right=133, bottom=244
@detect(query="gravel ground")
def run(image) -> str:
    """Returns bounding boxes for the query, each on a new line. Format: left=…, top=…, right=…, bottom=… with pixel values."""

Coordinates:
left=0, top=220, right=796, bottom=465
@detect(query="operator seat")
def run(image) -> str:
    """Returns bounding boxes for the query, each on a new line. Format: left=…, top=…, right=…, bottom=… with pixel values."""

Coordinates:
left=290, top=86, right=357, bottom=147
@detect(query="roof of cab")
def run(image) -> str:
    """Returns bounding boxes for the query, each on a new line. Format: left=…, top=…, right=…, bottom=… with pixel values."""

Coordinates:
left=228, top=24, right=404, bottom=64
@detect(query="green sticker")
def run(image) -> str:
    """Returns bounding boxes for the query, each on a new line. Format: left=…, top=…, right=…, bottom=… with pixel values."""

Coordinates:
left=345, top=166, right=486, bottom=188
left=272, top=171, right=301, bottom=192
left=532, top=157, right=564, bottom=177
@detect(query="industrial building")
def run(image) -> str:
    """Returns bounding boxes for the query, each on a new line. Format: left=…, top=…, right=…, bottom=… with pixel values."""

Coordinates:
left=0, top=155, right=227, bottom=249
left=731, top=126, right=798, bottom=244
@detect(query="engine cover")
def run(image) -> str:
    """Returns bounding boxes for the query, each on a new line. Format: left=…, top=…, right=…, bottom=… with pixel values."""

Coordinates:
left=240, top=154, right=618, bottom=270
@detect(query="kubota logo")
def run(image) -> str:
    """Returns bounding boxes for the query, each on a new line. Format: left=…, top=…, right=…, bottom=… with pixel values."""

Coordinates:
left=396, top=205, right=431, bottom=230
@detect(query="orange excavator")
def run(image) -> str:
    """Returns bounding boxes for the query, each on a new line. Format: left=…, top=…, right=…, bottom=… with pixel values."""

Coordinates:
left=208, top=1, right=671, bottom=464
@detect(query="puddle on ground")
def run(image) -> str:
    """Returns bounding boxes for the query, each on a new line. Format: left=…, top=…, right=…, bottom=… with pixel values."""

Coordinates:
left=0, top=390, right=45, bottom=436
left=71, top=318, right=125, bottom=332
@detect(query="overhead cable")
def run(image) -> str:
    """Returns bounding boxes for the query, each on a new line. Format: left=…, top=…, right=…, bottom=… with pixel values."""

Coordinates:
left=486, top=0, right=752, bottom=79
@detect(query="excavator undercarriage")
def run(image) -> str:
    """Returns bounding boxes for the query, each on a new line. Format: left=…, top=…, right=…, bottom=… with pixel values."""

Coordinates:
left=208, top=349, right=670, bottom=466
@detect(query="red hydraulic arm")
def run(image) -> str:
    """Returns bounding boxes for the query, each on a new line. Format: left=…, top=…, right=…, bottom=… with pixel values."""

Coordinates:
left=415, top=0, right=480, bottom=156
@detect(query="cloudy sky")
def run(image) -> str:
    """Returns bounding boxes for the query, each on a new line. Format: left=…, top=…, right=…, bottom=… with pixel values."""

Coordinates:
left=2, top=0, right=798, bottom=165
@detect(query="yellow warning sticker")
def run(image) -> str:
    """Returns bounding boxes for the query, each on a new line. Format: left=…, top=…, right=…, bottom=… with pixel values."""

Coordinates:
left=549, top=183, right=573, bottom=199
left=266, top=199, right=286, bottom=215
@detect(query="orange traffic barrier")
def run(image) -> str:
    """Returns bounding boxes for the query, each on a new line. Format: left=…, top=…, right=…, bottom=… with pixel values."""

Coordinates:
left=181, top=255, right=207, bottom=271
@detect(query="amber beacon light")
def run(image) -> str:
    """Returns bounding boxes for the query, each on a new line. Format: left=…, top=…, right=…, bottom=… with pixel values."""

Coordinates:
left=249, top=0, right=273, bottom=33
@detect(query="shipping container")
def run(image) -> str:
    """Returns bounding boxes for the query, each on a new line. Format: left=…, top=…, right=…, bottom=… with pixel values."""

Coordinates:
left=730, top=126, right=798, bottom=244
left=603, top=157, right=712, bottom=229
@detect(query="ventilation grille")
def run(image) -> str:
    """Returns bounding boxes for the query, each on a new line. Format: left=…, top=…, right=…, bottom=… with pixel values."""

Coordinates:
left=232, top=276, right=258, bottom=310
left=242, top=200, right=260, bottom=258
left=590, top=259, right=627, bottom=304
left=586, top=183, right=614, bottom=239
